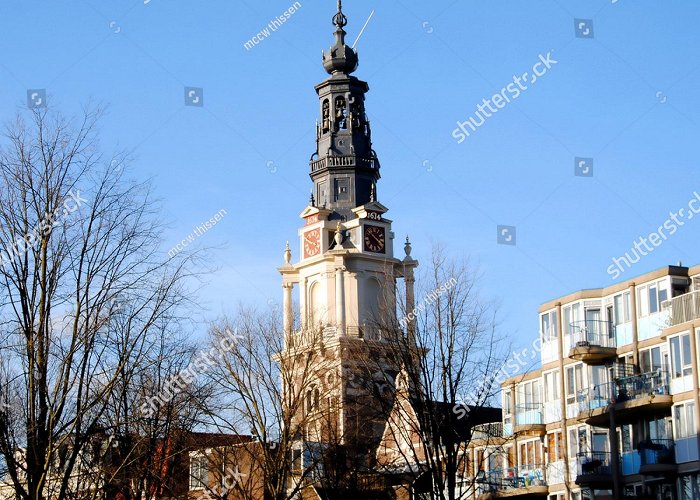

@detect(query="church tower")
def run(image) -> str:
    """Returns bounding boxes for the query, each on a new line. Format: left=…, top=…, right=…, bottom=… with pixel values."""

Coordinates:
left=278, top=1, right=418, bottom=459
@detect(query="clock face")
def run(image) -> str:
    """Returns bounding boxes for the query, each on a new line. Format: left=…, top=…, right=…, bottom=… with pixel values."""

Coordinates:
left=364, top=225, right=386, bottom=254
left=303, top=228, right=321, bottom=259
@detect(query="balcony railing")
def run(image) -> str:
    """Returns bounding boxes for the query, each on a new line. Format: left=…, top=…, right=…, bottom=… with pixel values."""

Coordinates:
left=569, top=320, right=616, bottom=348
left=639, top=439, right=675, bottom=466
left=615, top=369, right=670, bottom=400
left=286, top=325, right=389, bottom=347
left=665, top=290, right=700, bottom=327
left=580, top=369, right=670, bottom=413
left=309, top=155, right=378, bottom=173
left=577, top=451, right=612, bottom=477
left=476, top=465, right=546, bottom=493
left=515, top=404, right=544, bottom=426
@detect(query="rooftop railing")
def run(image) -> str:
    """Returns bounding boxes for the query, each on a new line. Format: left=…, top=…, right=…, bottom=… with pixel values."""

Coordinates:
left=665, top=290, right=700, bottom=327
left=471, top=422, right=503, bottom=440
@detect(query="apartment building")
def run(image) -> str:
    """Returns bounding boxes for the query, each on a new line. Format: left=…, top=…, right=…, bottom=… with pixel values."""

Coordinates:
left=471, top=264, right=700, bottom=500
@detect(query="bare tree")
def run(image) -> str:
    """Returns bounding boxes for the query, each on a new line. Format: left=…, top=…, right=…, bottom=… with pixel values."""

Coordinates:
left=372, top=248, right=508, bottom=500
left=87, top=324, right=215, bottom=500
left=0, top=106, right=194, bottom=500
left=204, top=309, right=339, bottom=500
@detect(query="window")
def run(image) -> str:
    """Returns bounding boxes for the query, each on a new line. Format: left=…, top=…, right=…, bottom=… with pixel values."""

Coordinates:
left=640, top=346, right=662, bottom=373
left=507, top=446, right=516, bottom=467
left=619, top=424, right=633, bottom=453
left=563, top=303, right=581, bottom=335
left=291, top=448, right=302, bottom=474
left=613, top=292, right=631, bottom=324
left=547, top=431, right=564, bottom=462
left=648, top=416, right=670, bottom=441
left=334, top=178, right=350, bottom=202
left=637, top=280, right=669, bottom=317
left=306, top=386, right=321, bottom=413
left=544, top=370, right=560, bottom=402
left=566, top=364, right=583, bottom=405
left=674, top=402, right=696, bottom=439
left=518, top=380, right=541, bottom=407
left=189, top=454, right=208, bottom=490
left=488, top=451, right=503, bottom=472
left=670, top=333, right=692, bottom=378
left=590, top=365, right=606, bottom=388
left=568, top=428, right=578, bottom=459
left=519, top=440, right=542, bottom=467
left=541, top=310, right=558, bottom=341
left=503, top=389, right=512, bottom=415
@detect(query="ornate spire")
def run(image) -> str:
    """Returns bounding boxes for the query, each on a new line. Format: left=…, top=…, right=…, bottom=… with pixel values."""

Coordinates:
left=333, top=0, right=348, bottom=29
left=323, top=0, right=358, bottom=75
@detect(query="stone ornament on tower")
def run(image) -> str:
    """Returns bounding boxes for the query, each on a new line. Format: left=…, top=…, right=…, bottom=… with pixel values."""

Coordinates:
left=284, top=241, right=292, bottom=265
left=334, top=222, right=343, bottom=247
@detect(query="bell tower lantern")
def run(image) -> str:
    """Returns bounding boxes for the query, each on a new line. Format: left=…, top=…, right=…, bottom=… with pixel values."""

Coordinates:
left=311, top=0, right=380, bottom=221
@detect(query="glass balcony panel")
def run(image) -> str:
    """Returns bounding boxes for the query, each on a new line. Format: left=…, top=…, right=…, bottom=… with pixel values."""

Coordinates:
left=515, top=404, right=543, bottom=426
left=621, top=451, right=640, bottom=475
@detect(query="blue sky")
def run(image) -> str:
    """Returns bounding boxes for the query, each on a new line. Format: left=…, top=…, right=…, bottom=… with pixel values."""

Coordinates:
left=2, top=1, right=700, bottom=353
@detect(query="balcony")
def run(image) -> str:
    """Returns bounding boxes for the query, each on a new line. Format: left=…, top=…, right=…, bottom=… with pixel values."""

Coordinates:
left=476, top=465, right=547, bottom=498
left=568, top=320, right=617, bottom=365
left=575, top=451, right=613, bottom=488
left=665, top=290, right=700, bottom=327
left=639, top=439, right=677, bottom=475
left=310, top=155, right=378, bottom=173
left=514, top=404, right=545, bottom=436
left=579, top=370, right=672, bottom=427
